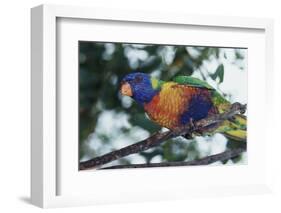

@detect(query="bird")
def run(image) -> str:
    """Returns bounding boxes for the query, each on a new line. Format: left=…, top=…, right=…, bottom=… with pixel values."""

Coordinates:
left=120, top=72, right=246, bottom=141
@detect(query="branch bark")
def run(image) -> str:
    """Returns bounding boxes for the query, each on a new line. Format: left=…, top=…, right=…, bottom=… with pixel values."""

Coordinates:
left=79, top=103, right=246, bottom=170
left=100, top=147, right=246, bottom=169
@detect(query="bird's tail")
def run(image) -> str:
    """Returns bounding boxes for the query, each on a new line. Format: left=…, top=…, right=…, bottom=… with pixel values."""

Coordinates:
left=217, top=114, right=247, bottom=142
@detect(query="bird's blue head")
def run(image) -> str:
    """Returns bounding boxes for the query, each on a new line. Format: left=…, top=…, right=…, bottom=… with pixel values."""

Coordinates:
left=120, top=72, right=159, bottom=105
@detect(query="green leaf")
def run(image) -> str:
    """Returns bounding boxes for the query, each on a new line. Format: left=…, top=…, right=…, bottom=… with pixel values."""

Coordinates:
left=210, top=64, right=224, bottom=83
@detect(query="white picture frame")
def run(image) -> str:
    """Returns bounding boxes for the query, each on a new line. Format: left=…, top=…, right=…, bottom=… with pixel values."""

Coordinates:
left=31, top=4, right=274, bottom=208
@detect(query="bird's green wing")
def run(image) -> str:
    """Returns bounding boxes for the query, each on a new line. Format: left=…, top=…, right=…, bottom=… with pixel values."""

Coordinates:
left=173, top=76, right=214, bottom=90
left=173, top=75, right=230, bottom=111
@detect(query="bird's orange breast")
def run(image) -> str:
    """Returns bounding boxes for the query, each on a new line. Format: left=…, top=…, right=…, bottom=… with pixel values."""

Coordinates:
left=144, top=82, right=199, bottom=130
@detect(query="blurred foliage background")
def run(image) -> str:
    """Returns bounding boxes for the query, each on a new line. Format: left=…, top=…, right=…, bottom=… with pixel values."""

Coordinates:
left=79, top=41, right=247, bottom=167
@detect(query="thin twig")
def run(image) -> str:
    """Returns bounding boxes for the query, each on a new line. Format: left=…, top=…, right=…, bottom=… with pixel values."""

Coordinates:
left=100, top=147, right=246, bottom=169
left=79, top=103, right=246, bottom=170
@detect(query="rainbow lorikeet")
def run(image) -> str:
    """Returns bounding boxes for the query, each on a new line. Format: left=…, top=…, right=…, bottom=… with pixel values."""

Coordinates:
left=120, top=72, right=246, bottom=141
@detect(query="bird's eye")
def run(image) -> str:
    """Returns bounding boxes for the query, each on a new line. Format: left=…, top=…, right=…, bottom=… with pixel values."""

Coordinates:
left=134, top=75, right=143, bottom=83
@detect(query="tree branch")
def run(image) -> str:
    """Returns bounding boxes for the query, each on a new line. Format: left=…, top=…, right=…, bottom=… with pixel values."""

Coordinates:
left=100, top=147, right=246, bottom=169
left=79, top=103, right=246, bottom=170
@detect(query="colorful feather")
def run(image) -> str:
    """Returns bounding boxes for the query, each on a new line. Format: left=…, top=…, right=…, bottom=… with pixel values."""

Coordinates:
left=120, top=72, right=246, bottom=141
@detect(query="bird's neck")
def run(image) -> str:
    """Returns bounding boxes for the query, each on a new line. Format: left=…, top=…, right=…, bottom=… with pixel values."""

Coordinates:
left=134, top=87, right=158, bottom=105
left=151, top=78, right=164, bottom=90
left=133, top=78, right=163, bottom=105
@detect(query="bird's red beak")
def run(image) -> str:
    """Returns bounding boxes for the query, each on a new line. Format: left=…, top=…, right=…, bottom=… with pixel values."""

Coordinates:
left=120, top=82, right=133, bottom=96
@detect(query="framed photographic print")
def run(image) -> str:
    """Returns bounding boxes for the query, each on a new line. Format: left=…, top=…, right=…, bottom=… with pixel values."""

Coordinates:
left=31, top=4, right=274, bottom=208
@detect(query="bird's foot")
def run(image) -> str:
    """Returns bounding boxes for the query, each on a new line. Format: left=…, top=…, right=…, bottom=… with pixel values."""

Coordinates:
left=182, top=118, right=204, bottom=139
left=189, top=118, right=204, bottom=134
left=172, top=118, right=204, bottom=139
left=189, top=118, right=196, bottom=131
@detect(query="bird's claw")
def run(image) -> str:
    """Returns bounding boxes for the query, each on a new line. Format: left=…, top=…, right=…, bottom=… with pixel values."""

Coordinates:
left=172, top=118, right=203, bottom=139
left=189, top=118, right=195, bottom=131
